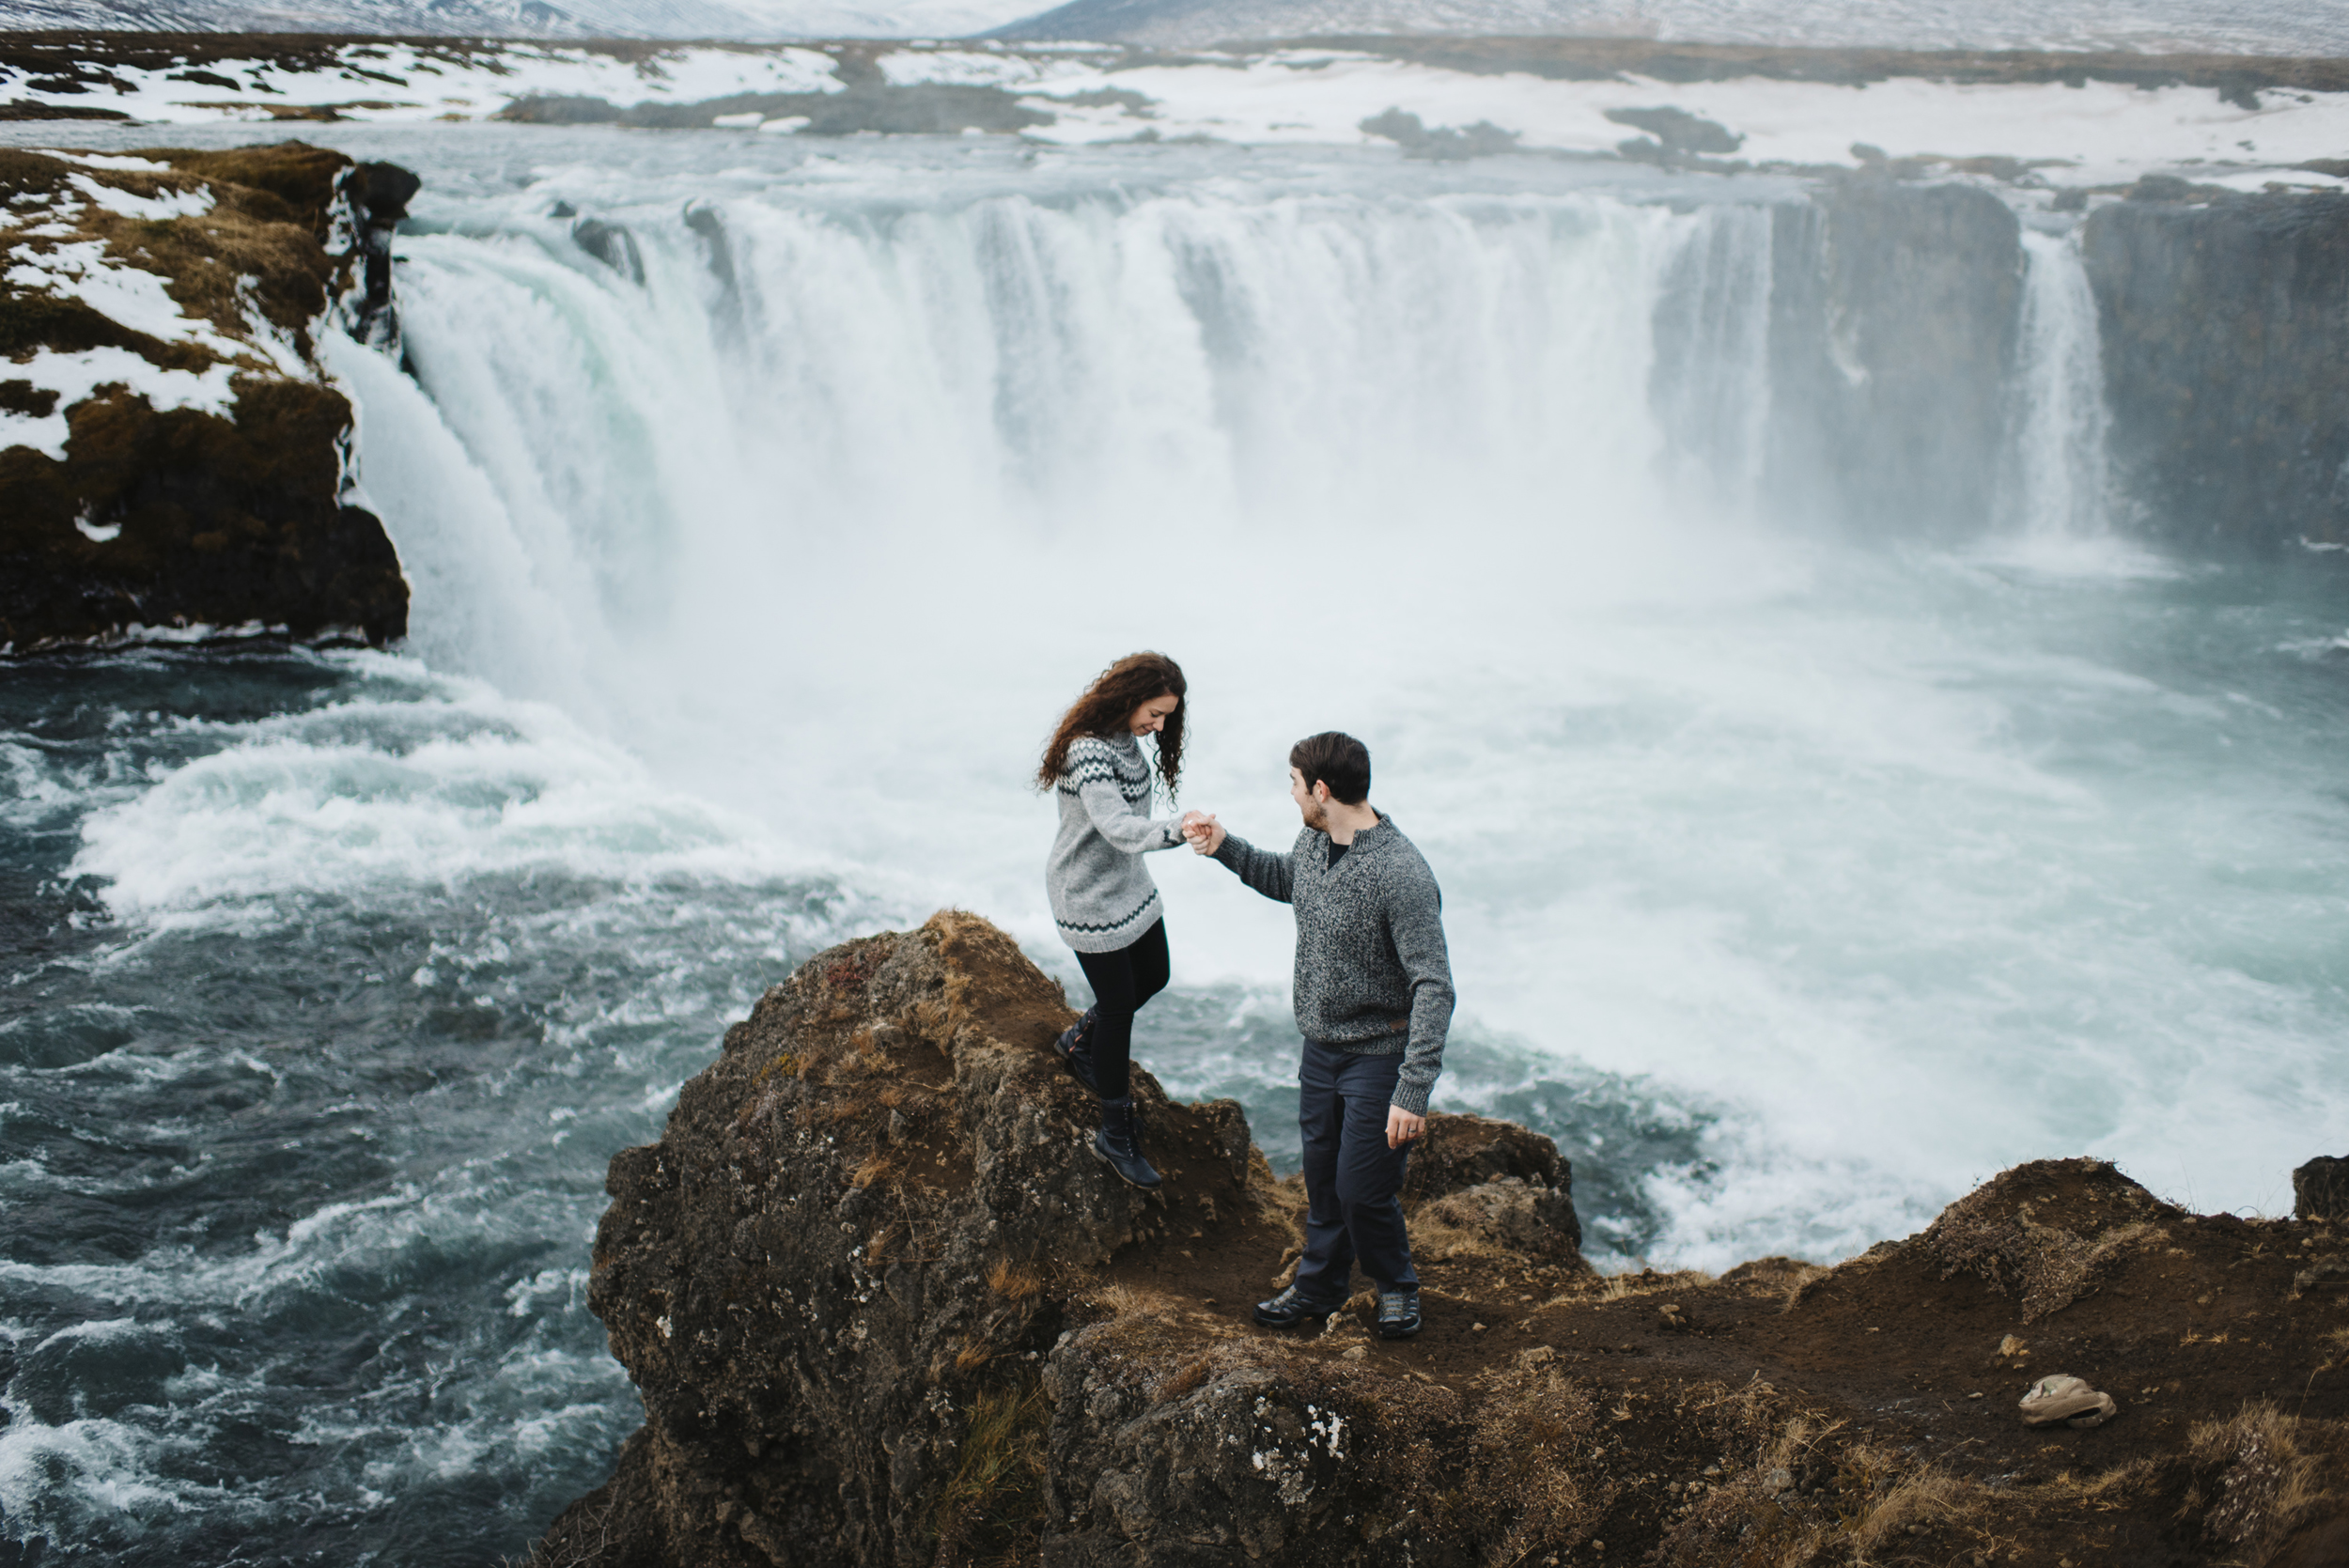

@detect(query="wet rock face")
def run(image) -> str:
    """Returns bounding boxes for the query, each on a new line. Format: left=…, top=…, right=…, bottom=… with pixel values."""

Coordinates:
left=0, top=143, right=412, bottom=652
left=1764, top=176, right=2024, bottom=539
left=2084, top=192, right=2349, bottom=551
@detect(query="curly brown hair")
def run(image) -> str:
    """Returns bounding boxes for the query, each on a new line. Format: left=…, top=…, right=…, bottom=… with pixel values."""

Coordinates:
left=1037, top=652, right=1187, bottom=797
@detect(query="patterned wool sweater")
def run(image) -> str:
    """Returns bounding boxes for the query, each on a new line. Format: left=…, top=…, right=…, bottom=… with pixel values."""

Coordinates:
left=1210, top=814, right=1455, bottom=1114
left=1046, top=732, right=1186, bottom=954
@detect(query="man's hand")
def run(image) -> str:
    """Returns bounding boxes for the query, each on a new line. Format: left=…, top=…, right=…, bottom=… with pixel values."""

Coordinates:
left=1386, top=1106, right=1425, bottom=1149
left=1182, top=813, right=1226, bottom=855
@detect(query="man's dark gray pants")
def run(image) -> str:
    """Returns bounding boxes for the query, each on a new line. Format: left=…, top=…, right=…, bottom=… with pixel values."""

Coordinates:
left=1290, top=1038, right=1418, bottom=1300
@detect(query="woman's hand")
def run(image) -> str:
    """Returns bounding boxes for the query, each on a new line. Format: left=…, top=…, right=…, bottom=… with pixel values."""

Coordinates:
left=1181, top=812, right=1224, bottom=855
left=1386, top=1106, right=1425, bottom=1149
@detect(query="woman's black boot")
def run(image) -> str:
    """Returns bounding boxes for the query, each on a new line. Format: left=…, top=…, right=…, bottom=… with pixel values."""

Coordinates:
left=1092, top=1096, right=1161, bottom=1190
left=1053, top=1007, right=1100, bottom=1096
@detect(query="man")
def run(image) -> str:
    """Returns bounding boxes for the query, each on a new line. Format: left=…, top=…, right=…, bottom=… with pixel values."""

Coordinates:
left=1181, top=731, right=1454, bottom=1339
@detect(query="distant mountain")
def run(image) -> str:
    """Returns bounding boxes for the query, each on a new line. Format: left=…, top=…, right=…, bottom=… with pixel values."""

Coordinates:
left=993, top=0, right=2349, bottom=52
left=0, top=0, right=582, bottom=31
left=0, top=0, right=1048, bottom=39
left=2, top=0, right=2343, bottom=49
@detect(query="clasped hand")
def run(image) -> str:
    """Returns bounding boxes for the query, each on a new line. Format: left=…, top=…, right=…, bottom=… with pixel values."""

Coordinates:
left=1177, top=810, right=1224, bottom=855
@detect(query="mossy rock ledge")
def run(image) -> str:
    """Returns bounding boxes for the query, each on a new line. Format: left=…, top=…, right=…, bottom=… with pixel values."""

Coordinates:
left=0, top=142, right=415, bottom=653
left=537, top=910, right=2349, bottom=1568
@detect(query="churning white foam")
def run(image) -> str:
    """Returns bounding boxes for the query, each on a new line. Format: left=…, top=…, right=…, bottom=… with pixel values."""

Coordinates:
left=288, top=147, right=2349, bottom=1265
left=66, top=656, right=831, bottom=924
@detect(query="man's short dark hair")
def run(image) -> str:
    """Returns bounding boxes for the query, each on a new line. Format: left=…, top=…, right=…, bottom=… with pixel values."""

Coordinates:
left=1289, top=731, right=1371, bottom=805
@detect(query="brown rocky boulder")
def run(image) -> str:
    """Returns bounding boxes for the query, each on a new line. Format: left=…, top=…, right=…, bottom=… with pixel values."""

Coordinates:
left=1400, top=1110, right=1589, bottom=1265
left=537, top=914, right=2349, bottom=1568
left=2298, top=1157, right=2349, bottom=1224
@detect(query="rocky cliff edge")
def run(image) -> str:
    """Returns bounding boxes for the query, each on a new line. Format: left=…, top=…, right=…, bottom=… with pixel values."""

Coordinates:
left=537, top=911, right=2349, bottom=1568
left=0, top=142, right=413, bottom=653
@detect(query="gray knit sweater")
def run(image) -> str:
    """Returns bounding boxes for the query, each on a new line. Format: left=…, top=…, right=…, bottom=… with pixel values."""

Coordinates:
left=1210, top=814, right=1455, bottom=1114
left=1047, top=732, right=1187, bottom=954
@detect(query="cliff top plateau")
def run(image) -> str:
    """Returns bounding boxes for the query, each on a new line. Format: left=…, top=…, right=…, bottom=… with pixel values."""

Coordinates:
left=0, top=142, right=411, bottom=651
left=535, top=909, right=2349, bottom=1568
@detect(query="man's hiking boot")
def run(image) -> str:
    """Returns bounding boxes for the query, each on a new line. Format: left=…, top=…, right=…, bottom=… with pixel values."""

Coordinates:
left=1092, top=1096, right=1160, bottom=1190
left=1377, top=1288, right=1422, bottom=1339
left=1253, top=1283, right=1347, bottom=1329
left=1053, top=1007, right=1100, bottom=1096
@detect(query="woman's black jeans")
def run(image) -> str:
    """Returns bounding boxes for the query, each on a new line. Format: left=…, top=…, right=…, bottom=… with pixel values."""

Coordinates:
left=1073, top=917, right=1170, bottom=1102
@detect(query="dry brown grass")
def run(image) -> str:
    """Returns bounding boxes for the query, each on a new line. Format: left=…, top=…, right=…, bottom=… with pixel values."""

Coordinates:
left=931, top=1375, right=1049, bottom=1568
left=3, top=147, right=349, bottom=372
left=1152, top=1353, right=1216, bottom=1405
left=1094, top=1282, right=1154, bottom=1320
left=1720, top=1255, right=1830, bottom=1308
left=0, top=148, right=70, bottom=202
left=97, top=203, right=331, bottom=342
left=987, top=1259, right=1041, bottom=1300
left=1918, top=1172, right=2159, bottom=1321
left=2187, top=1400, right=2334, bottom=1558
left=1847, top=1462, right=1965, bottom=1559
left=2057, top=1457, right=2157, bottom=1511
left=1600, top=1267, right=1715, bottom=1302
left=1470, top=1365, right=1603, bottom=1564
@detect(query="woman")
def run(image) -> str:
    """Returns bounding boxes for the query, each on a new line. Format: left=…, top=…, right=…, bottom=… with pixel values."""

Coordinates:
left=1039, top=651, right=1193, bottom=1191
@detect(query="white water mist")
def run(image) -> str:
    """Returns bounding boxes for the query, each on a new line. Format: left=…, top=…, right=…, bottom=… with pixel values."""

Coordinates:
left=321, top=147, right=2346, bottom=1273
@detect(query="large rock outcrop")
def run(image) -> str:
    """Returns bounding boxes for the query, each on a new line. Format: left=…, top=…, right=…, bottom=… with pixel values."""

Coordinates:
left=1766, top=176, right=2024, bottom=540
left=1649, top=172, right=2027, bottom=541
left=0, top=142, right=412, bottom=653
left=2084, top=186, right=2349, bottom=551
left=539, top=912, right=2349, bottom=1568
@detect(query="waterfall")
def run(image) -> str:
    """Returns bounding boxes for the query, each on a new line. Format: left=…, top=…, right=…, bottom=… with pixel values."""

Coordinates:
left=2003, top=225, right=2114, bottom=542
left=339, top=182, right=1750, bottom=736
left=1651, top=200, right=1777, bottom=517
left=22, top=142, right=2349, bottom=1568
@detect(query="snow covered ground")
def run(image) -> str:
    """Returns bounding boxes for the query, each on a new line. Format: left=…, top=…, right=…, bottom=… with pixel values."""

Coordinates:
left=2, top=39, right=2345, bottom=190
left=0, top=149, right=321, bottom=460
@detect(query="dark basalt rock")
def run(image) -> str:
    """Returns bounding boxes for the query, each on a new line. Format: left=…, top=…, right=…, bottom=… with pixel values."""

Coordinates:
left=0, top=142, right=412, bottom=652
left=536, top=912, right=2349, bottom=1568
left=573, top=218, right=646, bottom=286
left=342, top=159, right=422, bottom=351
left=1400, top=1109, right=1583, bottom=1258
left=0, top=382, right=404, bottom=650
left=1603, top=104, right=1744, bottom=154
left=1762, top=175, right=2024, bottom=538
left=2297, top=1157, right=2349, bottom=1223
left=2083, top=190, right=2349, bottom=551
left=531, top=911, right=1588, bottom=1568
left=1358, top=107, right=1519, bottom=160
